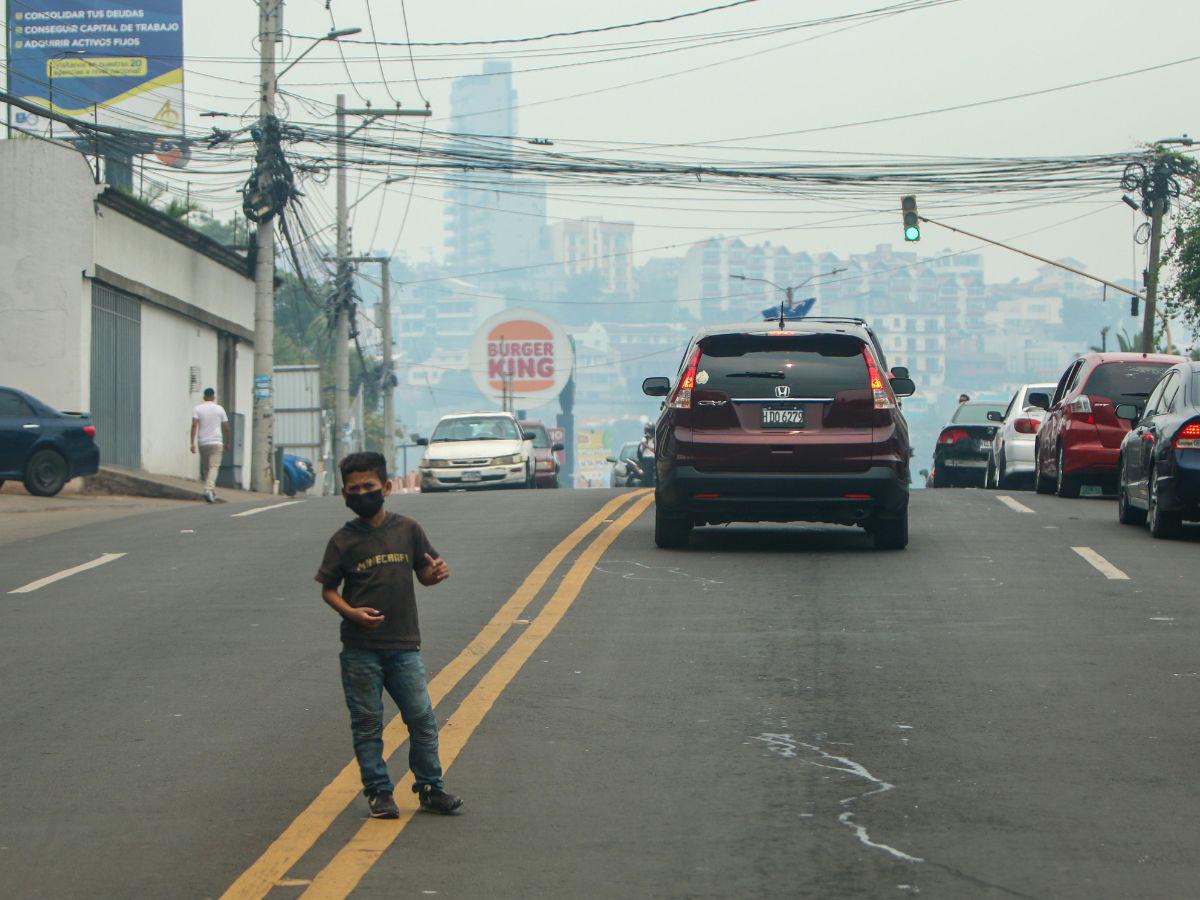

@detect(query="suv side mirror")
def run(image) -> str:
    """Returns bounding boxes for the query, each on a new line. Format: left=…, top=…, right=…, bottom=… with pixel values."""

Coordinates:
left=890, top=366, right=910, bottom=379
left=1115, top=403, right=1140, bottom=422
left=642, top=376, right=671, bottom=397
left=552, top=442, right=565, bottom=452
left=986, top=410, right=1004, bottom=423
left=415, top=437, right=429, bottom=446
left=523, top=431, right=536, bottom=441
left=890, top=377, right=916, bottom=397
left=606, top=457, right=617, bottom=464
left=1026, top=392, right=1050, bottom=410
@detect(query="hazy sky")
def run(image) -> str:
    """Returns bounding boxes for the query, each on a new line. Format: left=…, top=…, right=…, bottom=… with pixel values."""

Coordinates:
left=58, top=1, right=1200, bottom=286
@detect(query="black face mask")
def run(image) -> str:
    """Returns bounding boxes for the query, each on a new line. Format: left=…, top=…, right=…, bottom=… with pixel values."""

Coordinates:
left=345, top=489, right=385, bottom=519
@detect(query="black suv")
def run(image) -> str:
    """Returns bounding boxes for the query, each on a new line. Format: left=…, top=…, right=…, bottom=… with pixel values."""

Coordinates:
left=642, top=320, right=915, bottom=549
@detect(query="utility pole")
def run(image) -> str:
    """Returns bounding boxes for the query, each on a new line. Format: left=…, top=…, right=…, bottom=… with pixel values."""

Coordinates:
left=346, top=255, right=396, bottom=476
left=250, top=0, right=279, bottom=494
left=1141, top=191, right=1166, bottom=354
left=332, top=98, right=430, bottom=482
left=334, top=93, right=351, bottom=479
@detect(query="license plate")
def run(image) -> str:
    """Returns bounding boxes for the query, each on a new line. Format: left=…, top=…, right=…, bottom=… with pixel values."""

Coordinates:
left=761, top=406, right=805, bottom=428
left=461, top=470, right=482, bottom=482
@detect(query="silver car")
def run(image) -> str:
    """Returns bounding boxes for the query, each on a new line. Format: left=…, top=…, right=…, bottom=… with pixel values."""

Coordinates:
left=985, top=382, right=1056, bottom=489
left=608, top=442, right=641, bottom=487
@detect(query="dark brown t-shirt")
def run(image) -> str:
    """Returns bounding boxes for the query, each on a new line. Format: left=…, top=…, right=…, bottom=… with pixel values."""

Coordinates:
left=314, top=513, right=438, bottom=650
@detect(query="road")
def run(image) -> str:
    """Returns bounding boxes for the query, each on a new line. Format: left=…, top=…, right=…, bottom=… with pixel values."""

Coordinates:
left=1, top=486, right=1198, bottom=899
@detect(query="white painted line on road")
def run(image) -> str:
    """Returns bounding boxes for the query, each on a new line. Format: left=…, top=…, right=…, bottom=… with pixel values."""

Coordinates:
left=230, top=500, right=305, bottom=518
left=8, top=552, right=126, bottom=594
left=996, top=495, right=1035, bottom=514
left=1072, top=546, right=1129, bottom=581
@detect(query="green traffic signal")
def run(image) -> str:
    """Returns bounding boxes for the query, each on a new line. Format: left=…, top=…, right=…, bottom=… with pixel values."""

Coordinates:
left=900, top=194, right=920, bottom=242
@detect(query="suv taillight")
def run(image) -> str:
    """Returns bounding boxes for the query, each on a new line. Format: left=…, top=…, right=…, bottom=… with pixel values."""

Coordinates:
left=938, top=428, right=969, bottom=445
left=669, top=346, right=703, bottom=410
left=1013, top=417, right=1039, bottom=434
left=1174, top=421, right=1200, bottom=449
left=863, top=348, right=895, bottom=410
left=83, top=425, right=96, bottom=438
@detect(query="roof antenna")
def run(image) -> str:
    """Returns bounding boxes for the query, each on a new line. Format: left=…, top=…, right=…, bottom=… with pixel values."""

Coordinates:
left=778, top=297, right=786, bottom=331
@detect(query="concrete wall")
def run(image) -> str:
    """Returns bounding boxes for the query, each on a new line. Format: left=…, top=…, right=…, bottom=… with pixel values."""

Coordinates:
left=139, top=303, right=219, bottom=480
left=0, top=141, right=98, bottom=410
left=93, top=209, right=254, bottom=333
left=235, top=340, right=253, bottom=487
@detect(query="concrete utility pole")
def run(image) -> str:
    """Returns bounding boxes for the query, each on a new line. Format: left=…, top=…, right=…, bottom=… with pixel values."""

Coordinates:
left=346, top=255, right=396, bottom=476
left=1141, top=192, right=1166, bottom=354
left=332, top=98, right=430, bottom=480
left=334, top=94, right=351, bottom=477
left=250, top=0, right=279, bottom=493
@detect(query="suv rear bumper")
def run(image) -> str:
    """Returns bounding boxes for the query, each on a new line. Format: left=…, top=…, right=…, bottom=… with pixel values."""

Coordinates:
left=658, top=465, right=908, bottom=525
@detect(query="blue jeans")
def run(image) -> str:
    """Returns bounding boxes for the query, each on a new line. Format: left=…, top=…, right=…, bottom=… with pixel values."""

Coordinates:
left=339, top=647, right=444, bottom=795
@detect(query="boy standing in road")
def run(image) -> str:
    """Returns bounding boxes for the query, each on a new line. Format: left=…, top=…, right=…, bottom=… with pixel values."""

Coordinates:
left=315, top=451, right=463, bottom=819
left=190, top=388, right=230, bottom=503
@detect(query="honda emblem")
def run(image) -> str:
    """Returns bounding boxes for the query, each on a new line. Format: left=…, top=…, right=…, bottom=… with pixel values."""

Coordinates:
left=775, top=385, right=791, bottom=398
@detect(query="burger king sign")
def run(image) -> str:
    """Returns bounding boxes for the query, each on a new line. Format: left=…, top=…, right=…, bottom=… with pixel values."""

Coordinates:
left=469, top=309, right=575, bottom=409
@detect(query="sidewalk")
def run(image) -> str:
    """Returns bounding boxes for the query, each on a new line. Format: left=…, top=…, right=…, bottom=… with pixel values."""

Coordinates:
left=83, top=466, right=278, bottom=503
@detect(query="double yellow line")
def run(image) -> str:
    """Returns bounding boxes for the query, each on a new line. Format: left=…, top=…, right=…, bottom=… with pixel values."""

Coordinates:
left=223, top=489, right=653, bottom=900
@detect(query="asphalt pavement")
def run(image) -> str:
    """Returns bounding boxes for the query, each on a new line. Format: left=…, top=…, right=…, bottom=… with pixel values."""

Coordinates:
left=1, top=485, right=1198, bottom=899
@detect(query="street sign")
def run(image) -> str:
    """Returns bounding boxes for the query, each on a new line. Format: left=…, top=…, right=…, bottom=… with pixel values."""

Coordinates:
left=760, top=297, right=816, bottom=322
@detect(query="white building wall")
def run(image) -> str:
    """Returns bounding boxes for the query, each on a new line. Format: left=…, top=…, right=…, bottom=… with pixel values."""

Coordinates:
left=0, top=141, right=97, bottom=410
left=140, top=304, right=219, bottom=479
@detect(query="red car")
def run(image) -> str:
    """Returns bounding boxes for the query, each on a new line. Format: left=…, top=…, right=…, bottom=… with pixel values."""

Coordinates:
left=642, top=321, right=916, bottom=550
left=519, top=419, right=564, bottom=488
left=1031, top=352, right=1186, bottom=497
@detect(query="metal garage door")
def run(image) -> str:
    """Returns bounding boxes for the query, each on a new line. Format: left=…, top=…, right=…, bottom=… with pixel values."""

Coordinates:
left=90, top=283, right=141, bottom=469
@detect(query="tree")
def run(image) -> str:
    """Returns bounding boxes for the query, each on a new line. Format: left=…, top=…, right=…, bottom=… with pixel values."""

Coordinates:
left=1163, top=184, right=1200, bottom=341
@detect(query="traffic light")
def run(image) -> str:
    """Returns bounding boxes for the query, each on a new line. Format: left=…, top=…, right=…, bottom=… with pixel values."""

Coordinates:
left=901, top=195, right=920, bottom=242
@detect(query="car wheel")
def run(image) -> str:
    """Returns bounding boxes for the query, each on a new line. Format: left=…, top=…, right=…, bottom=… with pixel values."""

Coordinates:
left=996, top=450, right=1011, bottom=489
left=1055, top=446, right=1081, bottom=499
left=932, top=468, right=950, bottom=488
left=1034, top=454, right=1054, bottom=495
left=985, top=456, right=996, bottom=489
left=872, top=505, right=909, bottom=550
left=23, top=449, right=69, bottom=497
left=282, top=471, right=296, bottom=498
left=1147, top=466, right=1181, bottom=539
left=1117, top=469, right=1147, bottom=526
left=654, top=499, right=692, bottom=549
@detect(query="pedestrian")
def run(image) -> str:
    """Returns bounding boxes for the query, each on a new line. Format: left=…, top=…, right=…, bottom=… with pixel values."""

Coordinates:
left=958, top=393, right=970, bottom=404
left=315, top=451, right=463, bottom=819
left=190, top=388, right=230, bottom=503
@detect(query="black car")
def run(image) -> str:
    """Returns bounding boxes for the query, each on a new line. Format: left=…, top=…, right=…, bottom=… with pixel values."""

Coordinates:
left=930, top=401, right=1005, bottom=488
left=1116, top=361, right=1200, bottom=537
left=0, top=387, right=100, bottom=496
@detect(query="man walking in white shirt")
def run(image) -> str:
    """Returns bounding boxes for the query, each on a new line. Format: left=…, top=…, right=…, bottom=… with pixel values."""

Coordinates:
left=191, top=388, right=231, bottom=503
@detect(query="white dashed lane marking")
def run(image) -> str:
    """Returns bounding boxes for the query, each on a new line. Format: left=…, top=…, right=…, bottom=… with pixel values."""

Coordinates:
left=1072, top=546, right=1130, bottom=581
left=230, top=501, right=306, bottom=518
left=996, top=495, right=1035, bottom=514
left=8, top=552, right=126, bottom=594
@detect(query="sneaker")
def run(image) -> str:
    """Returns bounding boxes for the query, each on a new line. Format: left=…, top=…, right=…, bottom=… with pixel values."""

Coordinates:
left=367, top=790, right=399, bottom=819
left=203, top=490, right=215, bottom=504
left=414, top=783, right=463, bottom=815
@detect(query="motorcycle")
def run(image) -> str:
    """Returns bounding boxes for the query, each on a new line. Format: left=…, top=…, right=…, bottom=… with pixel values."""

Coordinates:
left=628, top=445, right=657, bottom=487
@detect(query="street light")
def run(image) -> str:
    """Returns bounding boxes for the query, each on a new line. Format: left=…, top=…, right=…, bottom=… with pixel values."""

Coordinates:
left=276, top=28, right=363, bottom=83
left=732, top=267, right=847, bottom=326
left=48, top=49, right=85, bottom=139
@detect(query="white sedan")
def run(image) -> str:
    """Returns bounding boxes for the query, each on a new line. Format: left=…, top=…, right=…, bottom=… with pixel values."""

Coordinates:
left=985, top=382, right=1056, bottom=489
left=418, top=412, right=535, bottom=492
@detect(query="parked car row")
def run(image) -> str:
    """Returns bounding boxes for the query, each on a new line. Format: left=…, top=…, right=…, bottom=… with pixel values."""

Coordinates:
left=933, top=352, right=1200, bottom=540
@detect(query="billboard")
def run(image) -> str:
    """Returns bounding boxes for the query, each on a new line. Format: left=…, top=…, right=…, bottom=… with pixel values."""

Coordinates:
left=468, top=308, right=575, bottom=411
left=6, top=0, right=184, bottom=138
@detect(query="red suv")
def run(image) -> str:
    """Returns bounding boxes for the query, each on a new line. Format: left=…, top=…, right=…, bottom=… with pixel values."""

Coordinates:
left=642, top=322, right=916, bottom=550
left=1031, top=352, right=1186, bottom=497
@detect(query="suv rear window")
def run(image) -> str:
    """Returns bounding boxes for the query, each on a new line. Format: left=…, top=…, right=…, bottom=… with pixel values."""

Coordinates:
left=697, top=333, right=868, bottom=399
left=1083, top=363, right=1173, bottom=404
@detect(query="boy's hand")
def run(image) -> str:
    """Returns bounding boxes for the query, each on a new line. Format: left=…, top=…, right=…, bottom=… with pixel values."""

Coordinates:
left=419, top=553, right=450, bottom=585
left=345, top=607, right=385, bottom=629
